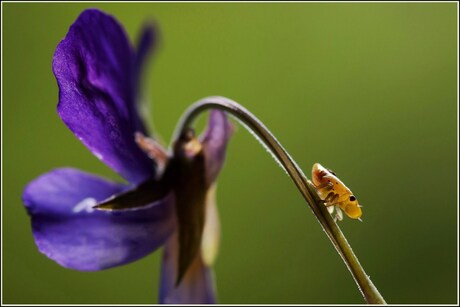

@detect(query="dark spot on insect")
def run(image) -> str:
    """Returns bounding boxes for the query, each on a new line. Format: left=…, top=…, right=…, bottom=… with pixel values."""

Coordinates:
left=335, top=182, right=338, bottom=184
left=349, top=195, right=356, bottom=201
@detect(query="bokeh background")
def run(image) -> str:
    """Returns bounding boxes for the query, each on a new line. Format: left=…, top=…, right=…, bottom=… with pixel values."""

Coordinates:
left=3, top=2, right=457, bottom=304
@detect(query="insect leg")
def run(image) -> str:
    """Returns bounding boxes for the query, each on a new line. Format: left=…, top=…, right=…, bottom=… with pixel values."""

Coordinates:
left=323, top=192, right=334, bottom=205
left=315, top=181, right=334, bottom=196
left=324, top=192, right=339, bottom=207
left=335, top=207, right=344, bottom=222
left=315, top=181, right=334, bottom=190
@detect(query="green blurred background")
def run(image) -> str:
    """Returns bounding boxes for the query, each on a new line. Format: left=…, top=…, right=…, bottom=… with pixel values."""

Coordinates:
left=3, top=2, right=457, bottom=304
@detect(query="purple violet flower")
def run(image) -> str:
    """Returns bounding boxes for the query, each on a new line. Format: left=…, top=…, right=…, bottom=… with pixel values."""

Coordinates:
left=22, top=9, right=232, bottom=304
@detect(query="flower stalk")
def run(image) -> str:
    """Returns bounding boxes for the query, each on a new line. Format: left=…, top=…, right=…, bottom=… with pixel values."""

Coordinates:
left=174, top=96, right=386, bottom=304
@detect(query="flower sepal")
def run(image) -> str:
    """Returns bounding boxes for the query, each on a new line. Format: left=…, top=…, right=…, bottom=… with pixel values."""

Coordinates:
left=94, top=175, right=173, bottom=211
left=171, top=128, right=209, bottom=286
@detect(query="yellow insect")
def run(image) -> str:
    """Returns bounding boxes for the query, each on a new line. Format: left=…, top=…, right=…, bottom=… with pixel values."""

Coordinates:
left=312, top=163, right=362, bottom=222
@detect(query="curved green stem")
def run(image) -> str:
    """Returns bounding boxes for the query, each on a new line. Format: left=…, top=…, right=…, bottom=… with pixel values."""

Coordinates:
left=174, top=96, right=386, bottom=304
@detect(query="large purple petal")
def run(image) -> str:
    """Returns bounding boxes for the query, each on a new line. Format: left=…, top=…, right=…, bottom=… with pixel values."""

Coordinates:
left=200, top=110, right=234, bottom=185
left=133, top=23, right=157, bottom=136
left=22, top=168, right=175, bottom=271
left=53, top=9, right=154, bottom=184
left=159, top=230, right=216, bottom=304
left=135, top=22, right=157, bottom=86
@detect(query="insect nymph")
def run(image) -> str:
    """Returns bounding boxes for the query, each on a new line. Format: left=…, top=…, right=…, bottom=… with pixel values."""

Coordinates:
left=312, top=163, right=362, bottom=221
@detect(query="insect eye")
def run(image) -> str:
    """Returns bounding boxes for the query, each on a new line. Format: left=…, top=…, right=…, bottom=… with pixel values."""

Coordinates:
left=349, top=195, right=356, bottom=201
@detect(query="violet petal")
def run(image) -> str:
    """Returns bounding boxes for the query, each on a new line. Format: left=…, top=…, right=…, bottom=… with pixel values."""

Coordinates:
left=135, top=22, right=157, bottom=85
left=133, top=23, right=158, bottom=136
left=200, top=110, right=234, bottom=185
left=53, top=9, right=155, bottom=184
left=22, top=168, right=175, bottom=271
left=159, top=230, right=216, bottom=304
